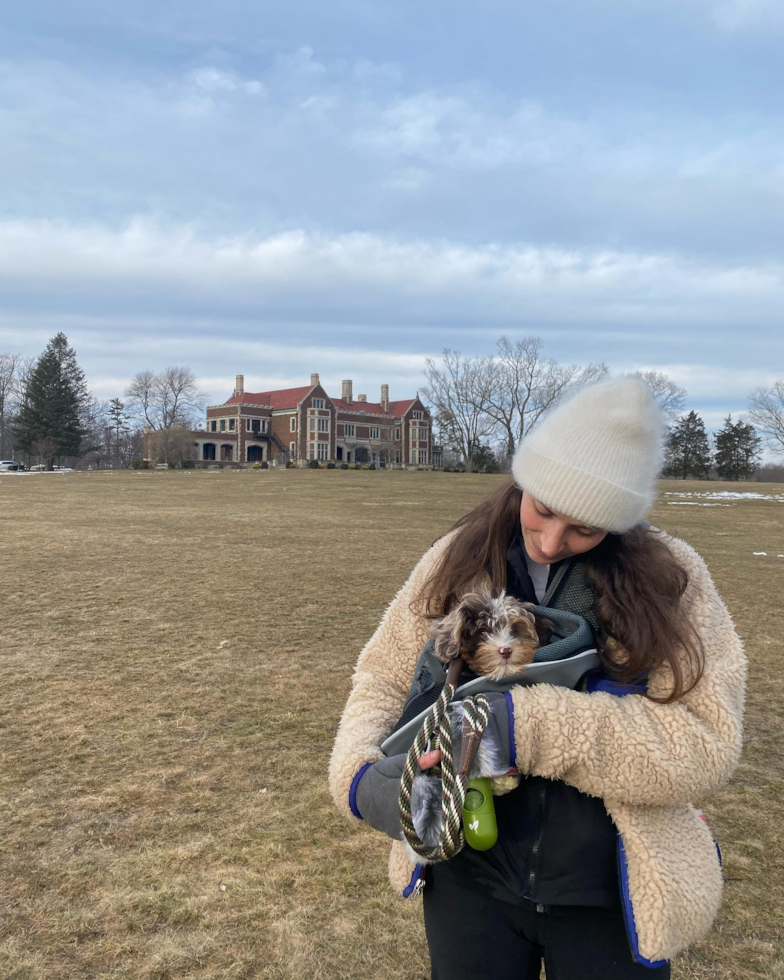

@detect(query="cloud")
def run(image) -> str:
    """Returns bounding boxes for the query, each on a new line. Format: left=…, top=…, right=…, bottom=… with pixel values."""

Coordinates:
left=1, top=51, right=782, bottom=262
left=185, top=67, right=265, bottom=95
left=2, top=218, right=782, bottom=331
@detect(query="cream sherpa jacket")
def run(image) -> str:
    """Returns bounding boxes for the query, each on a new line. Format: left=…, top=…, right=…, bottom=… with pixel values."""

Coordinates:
left=328, top=529, right=746, bottom=965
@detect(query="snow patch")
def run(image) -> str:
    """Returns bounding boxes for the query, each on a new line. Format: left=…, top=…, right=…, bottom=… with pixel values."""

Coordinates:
left=667, top=502, right=731, bottom=507
left=753, top=552, right=767, bottom=556
left=665, top=491, right=784, bottom=502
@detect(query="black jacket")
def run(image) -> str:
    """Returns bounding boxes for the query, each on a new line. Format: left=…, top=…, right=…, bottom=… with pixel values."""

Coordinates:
left=434, top=528, right=620, bottom=908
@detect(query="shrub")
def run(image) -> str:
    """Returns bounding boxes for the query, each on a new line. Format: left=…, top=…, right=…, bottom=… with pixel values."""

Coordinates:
left=361, top=464, right=370, bottom=470
left=132, top=459, right=150, bottom=470
left=261, top=461, right=269, bottom=469
left=368, top=463, right=376, bottom=470
left=340, top=463, right=349, bottom=469
left=252, top=462, right=261, bottom=469
left=286, top=460, right=295, bottom=468
left=308, top=459, right=319, bottom=469
left=327, top=462, right=336, bottom=469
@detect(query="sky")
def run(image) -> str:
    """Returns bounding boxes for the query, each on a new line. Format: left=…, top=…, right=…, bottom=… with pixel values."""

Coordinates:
left=1, top=0, right=782, bottom=436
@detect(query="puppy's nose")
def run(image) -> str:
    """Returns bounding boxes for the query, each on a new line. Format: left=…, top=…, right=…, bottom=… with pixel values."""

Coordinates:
left=498, top=646, right=512, bottom=659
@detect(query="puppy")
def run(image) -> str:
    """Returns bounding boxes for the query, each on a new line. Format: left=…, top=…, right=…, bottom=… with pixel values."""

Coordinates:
left=407, top=589, right=552, bottom=859
left=430, top=587, right=552, bottom=682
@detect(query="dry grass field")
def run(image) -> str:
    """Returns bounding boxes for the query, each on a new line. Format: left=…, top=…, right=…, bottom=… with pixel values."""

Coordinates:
left=0, top=469, right=782, bottom=980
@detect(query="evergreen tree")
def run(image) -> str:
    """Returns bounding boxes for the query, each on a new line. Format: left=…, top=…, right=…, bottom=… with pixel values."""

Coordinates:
left=714, top=415, right=762, bottom=481
left=14, top=333, right=88, bottom=469
left=663, top=411, right=712, bottom=480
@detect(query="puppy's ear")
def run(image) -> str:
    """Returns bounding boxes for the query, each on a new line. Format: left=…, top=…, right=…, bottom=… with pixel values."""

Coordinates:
left=431, top=606, right=468, bottom=664
left=534, top=616, right=555, bottom=648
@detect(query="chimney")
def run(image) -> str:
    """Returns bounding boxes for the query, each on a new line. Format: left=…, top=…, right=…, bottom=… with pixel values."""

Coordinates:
left=342, top=379, right=353, bottom=404
left=381, top=384, right=389, bottom=413
left=310, top=373, right=320, bottom=387
left=357, top=393, right=367, bottom=402
left=235, top=374, right=244, bottom=397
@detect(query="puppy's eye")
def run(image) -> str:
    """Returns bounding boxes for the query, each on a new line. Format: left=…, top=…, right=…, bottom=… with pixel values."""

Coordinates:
left=480, top=630, right=488, bottom=638
left=509, top=629, right=516, bottom=638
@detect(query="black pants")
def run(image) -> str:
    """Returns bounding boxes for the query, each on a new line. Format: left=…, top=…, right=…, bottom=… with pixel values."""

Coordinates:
left=423, top=866, right=671, bottom=980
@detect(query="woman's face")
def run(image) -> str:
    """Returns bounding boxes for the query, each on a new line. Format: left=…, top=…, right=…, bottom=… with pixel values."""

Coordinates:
left=520, top=491, right=608, bottom=564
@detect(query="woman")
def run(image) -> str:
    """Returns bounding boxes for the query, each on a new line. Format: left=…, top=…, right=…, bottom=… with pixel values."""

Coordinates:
left=328, top=379, right=746, bottom=979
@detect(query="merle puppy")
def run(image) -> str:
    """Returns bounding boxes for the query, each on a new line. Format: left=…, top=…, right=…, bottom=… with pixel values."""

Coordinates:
left=430, top=587, right=551, bottom=682
left=408, top=589, right=552, bottom=857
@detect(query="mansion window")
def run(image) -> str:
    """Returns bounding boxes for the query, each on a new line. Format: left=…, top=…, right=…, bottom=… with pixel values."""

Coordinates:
left=318, top=443, right=329, bottom=460
left=220, top=420, right=226, bottom=431
left=310, top=418, right=315, bottom=432
left=210, top=420, right=217, bottom=432
left=229, top=419, right=235, bottom=430
left=312, top=398, right=325, bottom=409
left=370, top=426, right=380, bottom=439
left=394, top=428, right=400, bottom=440
left=344, top=423, right=355, bottom=437
left=395, top=450, right=400, bottom=464
left=290, top=417, right=297, bottom=431
left=419, top=450, right=428, bottom=464
left=412, top=410, right=424, bottom=420
left=289, top=441, right=297, bottom=456
left=410, top=450, right=417, bottom=464
left=318, top=418, right=329, bottom=433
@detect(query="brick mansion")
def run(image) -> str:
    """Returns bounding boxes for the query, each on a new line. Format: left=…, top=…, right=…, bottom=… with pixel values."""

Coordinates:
left=176, top=374, right=442, bottom=468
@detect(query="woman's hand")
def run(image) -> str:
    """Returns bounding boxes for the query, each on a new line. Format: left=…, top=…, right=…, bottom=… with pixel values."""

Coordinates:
left=418, top=749, right=442, bottom=770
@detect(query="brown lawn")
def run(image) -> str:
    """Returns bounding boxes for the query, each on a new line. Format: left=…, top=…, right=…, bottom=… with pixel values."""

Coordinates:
left=0, top=470, right=781, bottom=979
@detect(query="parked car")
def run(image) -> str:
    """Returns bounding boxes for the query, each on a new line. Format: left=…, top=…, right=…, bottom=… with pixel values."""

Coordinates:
left=0, top=459, right=20, bottom=471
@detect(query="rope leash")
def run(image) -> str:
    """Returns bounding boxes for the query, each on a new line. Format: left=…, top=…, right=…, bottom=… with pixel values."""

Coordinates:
left=398, top=659, right=491, bottom=862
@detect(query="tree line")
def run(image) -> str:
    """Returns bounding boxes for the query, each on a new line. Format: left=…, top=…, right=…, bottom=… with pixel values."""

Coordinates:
left=1, top=334, right=204, bottom=470
left=421, top=335, right=784, bottom=480
left=2, top=331, right=784, bottom=479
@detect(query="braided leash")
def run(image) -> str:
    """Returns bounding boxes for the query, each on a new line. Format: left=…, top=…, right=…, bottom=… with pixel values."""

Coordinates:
left=398, top=660, right=492, bottom=862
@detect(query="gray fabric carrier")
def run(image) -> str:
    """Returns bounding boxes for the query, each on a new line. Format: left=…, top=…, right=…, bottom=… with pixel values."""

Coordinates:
left=380, top=603, right=599, bottom=758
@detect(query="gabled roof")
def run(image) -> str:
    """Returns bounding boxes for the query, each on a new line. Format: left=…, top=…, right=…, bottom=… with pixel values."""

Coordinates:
left=223, top=387, right=424, bottom=417
left=225, top=385, right=313, bottom=410
left=388, top=399, right=417, bottom=415
left=331, top=397, right=390, bottom=417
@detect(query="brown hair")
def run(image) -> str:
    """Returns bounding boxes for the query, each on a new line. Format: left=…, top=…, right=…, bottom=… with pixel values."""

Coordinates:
left=414, top=481, right=704, bottom=704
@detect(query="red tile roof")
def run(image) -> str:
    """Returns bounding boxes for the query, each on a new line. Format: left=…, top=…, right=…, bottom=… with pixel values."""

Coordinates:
left=224, top=388, right=422, bottom=418
left=388, top=399, right=417, bottom=415
left=331, top=397, right=390, bottom=416
left=225, top=385, right=313, bottom=410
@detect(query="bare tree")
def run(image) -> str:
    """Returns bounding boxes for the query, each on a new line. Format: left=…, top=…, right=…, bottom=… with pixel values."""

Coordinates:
left=0, top=353, right=20, bottom=457
left=147, top=425, right=198, bottom=467
left=748, top=381, right=784, bottom=458
left=31, top=437, right=59, bottom=470
left=125, top=366, right=205, bottom=430
left=476, top=337, right=608, bottom=462
left=629, top=370, right=687, bottom=423
left=422, top=350, right=497, bottom=472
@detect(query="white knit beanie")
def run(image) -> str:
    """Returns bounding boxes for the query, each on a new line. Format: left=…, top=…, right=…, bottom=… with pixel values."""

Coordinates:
left=512, top=378, right=665, bottom=533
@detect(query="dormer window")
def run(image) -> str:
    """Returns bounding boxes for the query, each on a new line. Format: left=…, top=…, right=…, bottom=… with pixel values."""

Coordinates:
left=312, top=398, right=325, bottom=409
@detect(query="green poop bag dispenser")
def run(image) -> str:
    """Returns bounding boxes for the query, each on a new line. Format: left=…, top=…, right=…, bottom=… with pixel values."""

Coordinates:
left=462, top=777, right=498, bottom=850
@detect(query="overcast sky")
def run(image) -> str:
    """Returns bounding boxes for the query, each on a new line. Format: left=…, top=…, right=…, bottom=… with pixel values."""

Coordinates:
left=1, top=0, right=782, bottom=432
